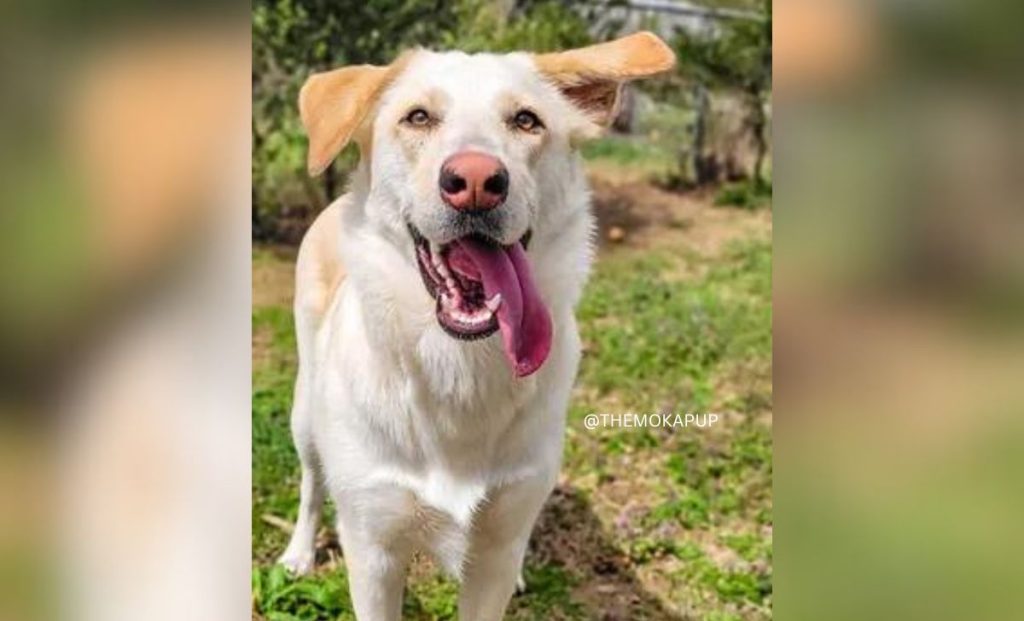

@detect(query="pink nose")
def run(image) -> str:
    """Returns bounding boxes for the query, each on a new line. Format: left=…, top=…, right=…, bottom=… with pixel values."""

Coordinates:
left=438, top=151, right=509, bottom=212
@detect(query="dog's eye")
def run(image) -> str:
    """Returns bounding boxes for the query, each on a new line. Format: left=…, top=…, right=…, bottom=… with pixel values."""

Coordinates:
left=512, top=109, right=543, bottom=132
left=404, top=108, right=432, bottom=127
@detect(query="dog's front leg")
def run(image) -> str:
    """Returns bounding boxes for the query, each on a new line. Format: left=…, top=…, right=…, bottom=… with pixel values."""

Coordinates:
left=459, top=475, right=554, bottom=620
left=459, top=536, right=530, bottom=620
left=334, top=489, right=414, bottom=621
left=278, top=373, right=325, bottom=575
left=338, top=535, right=410, bottom=621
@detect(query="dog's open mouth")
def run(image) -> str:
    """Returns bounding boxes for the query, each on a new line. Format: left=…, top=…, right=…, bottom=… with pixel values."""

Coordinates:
left=410, top=225, right=552, bottom=377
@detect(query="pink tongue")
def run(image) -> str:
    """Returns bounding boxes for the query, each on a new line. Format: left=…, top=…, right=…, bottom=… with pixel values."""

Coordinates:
left=451, top=238, right=552, bottom=377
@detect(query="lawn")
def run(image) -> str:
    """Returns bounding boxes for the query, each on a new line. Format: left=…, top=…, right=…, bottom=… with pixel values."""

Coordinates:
left=252, top=168, right=772, bottom=620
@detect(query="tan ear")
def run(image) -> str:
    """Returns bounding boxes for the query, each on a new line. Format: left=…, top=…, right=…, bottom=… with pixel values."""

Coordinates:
left=533, top=31, right=676, bottom=125
left=299, top=64, right=393, bottom=176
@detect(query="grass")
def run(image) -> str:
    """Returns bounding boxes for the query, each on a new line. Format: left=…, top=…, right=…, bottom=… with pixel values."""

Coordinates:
left=715, top=180, right=773, bottom=211
left=252, top=189, right=772, bottom=618
left=581, top=101, right=691, bottom=180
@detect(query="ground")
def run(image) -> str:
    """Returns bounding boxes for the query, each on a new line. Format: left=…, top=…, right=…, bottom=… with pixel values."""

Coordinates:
left=252, top=144, right=772, bottom=620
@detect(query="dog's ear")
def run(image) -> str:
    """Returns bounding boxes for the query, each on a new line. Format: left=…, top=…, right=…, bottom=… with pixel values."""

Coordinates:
left=299, top=61, right=401, bottom=176
left=533, top=32, right=676, bottom=127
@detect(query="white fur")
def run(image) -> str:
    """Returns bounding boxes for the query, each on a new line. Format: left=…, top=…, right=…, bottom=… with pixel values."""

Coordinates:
left=279, top=50, right=595, bottom=620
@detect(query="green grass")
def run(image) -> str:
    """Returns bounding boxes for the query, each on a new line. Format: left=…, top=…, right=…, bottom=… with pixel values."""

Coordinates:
left=252, top=225, right=772, bottom=618
left=581, top=101, right=691, bottom=179
left=253, top=306, right=301, bottom=561
left=715, top=180, right=773, bottom=210
left=254, top=566, right=355, bottom=621
left=577, top=240, right=770, bottom=409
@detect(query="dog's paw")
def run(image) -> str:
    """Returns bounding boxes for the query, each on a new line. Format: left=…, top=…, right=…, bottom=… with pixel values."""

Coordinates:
left=515, top=572, right=526, bottom=594
left=277, top=547, right=316, bottom=576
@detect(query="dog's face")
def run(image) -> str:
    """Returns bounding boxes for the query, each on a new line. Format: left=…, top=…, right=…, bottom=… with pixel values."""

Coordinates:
left=300, top=33, right=674, bottom=376
left=376, top=51, right=563, bottom=245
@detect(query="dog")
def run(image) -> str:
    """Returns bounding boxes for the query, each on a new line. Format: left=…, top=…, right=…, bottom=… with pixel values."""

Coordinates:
left=277, top=32, right=675, bottom=620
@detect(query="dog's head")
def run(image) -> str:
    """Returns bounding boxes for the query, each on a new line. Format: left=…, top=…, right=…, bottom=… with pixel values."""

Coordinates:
left=299, top=33, right=674, bottom=376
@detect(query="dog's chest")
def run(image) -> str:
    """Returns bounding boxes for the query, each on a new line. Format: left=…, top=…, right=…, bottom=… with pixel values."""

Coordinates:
left=320, top=379, right=545, bottom=575
left=318, top=347, right=548, bottom=505
left=391, top=373, right=541, bottom=519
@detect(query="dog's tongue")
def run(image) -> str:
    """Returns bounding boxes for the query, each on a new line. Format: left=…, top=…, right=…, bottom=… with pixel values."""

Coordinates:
left=452, top=237, right=552, bottom=377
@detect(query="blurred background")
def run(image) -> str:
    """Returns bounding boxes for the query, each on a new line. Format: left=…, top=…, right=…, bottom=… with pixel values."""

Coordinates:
left=0, top=4, right=251, bottom=621
left=775, top=1, right=1024, bottom=620
left=252, top=1, right=773, bottom=619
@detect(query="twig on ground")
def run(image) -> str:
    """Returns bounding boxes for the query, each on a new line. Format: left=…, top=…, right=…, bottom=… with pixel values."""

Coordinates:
left=261, top=513, right=295, bottom=534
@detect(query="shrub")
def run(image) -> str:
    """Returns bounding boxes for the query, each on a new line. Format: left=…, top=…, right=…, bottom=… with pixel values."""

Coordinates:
left=714, top=179, right=772, bottom=210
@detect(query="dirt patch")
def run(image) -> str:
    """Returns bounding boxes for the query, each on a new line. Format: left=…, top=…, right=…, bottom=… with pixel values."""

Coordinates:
left=253, top=246, right=297, bottom=309
left=252, top=323, right=275, bottom=371
left=528, top=485, right=681, bottom=620
left=589, top=173, right=771, bottom=260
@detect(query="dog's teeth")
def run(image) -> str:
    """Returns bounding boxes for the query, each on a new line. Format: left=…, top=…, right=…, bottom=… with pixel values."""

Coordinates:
left=485, top=294, right=502, bottom=313
left=463, top=304, right=495, bottom=325
left=430, top=248, right=451, bottom=278
left=448, top=285, right=462, bottom=303
left=439, top=262, right=453, bottom=280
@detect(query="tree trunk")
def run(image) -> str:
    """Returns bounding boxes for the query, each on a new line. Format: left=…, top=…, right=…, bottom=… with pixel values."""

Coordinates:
left=749, top=89, right=768, bottom=187
left=754, top=0, right=772, bottom=186
left=693, top=83, right=715, bottom=186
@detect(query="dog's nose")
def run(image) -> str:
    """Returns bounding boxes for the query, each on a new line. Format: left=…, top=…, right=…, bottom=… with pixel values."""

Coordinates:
left=439, top=151, right=509, bottom=212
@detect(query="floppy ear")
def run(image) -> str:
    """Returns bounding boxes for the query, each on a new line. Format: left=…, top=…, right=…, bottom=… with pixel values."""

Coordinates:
left=533, top=31, right=676, bottom=126
left=298, top=63, right=394, bottom=176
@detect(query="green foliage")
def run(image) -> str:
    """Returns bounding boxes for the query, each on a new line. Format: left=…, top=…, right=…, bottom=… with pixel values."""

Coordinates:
left=404, top=575, right=460, bottom=619
left=253, top=565, right=355, bottom=620
left=252, top=306, right=302, bottom=556
left=582, top=136, right=655, bottom=164
left=440, top=1, right=593, bottom=54
left=672, top=1, right=771, bottom=94
left=715, top=178, right=772, bottom=210
left=650, top=489, right=712, bottom=528
left=508, top=565, right=584, bottom=618
left=577, top=239, right=771, bottom=409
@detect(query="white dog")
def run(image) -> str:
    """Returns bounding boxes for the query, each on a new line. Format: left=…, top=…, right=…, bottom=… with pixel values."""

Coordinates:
left=277, top=32, right=675, bottom=620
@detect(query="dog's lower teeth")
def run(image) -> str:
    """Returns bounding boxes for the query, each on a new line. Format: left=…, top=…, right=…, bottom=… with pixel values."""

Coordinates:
left=416, top=230, right=499, bottom=334
left=453, top=308, right=492, bottom=325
